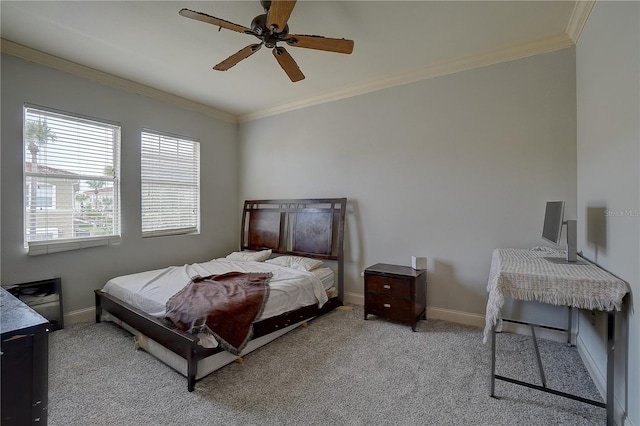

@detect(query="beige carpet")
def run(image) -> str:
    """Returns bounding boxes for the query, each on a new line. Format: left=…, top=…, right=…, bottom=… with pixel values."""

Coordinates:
left=48, top=305, right=605, bottom=425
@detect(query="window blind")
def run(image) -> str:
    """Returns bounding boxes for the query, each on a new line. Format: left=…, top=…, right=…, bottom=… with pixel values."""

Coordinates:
left=141, top=130, right=200, bottom=237
left=23, top=105, right=121, bottom=255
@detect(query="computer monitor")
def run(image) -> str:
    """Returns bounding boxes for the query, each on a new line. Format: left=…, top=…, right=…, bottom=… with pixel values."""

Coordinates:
left=542, top=201, right=565, bottom=245
left=541, top=201, right=582, bottom=263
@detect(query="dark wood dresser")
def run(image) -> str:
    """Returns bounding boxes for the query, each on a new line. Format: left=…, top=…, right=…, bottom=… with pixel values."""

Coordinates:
left=4, top=278, right=63, bottom=330
left=1, top=287, right=49, bottom=425
left=364, top=263, right=426, bottom=331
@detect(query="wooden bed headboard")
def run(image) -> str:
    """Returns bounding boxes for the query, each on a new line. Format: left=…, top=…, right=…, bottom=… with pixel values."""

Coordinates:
left=241, top=198, right=347, bottom=300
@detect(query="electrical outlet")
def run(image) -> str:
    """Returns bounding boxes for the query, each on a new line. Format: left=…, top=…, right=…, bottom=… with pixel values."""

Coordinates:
left=589, top=310, right=597, bottom=326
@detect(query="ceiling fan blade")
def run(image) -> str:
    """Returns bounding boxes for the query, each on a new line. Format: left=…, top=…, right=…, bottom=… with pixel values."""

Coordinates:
left=266, top=0, right=297, bottom=33
left=285, top=34, right=354, bottom=54
left=179, top=8, right=253, bottom=34
left=213, top=44, right=262, bottom=71
left=272, top=46, right=305, bottom=82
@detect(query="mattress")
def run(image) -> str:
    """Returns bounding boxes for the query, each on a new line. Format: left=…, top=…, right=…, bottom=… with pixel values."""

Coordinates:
left=311, top=267, right=335, bottom=291
left=102, top=258, right=333, bottom=348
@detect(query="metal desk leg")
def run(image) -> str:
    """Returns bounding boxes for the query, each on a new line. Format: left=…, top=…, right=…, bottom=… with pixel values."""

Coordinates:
left=530, top=326, right=547, bottom=387
left=567, top=306, right=573, bottom=346
left=490, top=324, right=496, bottom=397
left=606, top=311, right=615, bottom=426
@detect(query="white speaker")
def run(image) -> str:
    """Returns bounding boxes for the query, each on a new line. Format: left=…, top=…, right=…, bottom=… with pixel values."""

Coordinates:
left=412, top=256, right=427, bottom=270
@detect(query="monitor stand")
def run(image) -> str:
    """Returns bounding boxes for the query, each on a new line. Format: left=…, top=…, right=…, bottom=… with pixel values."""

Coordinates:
left=544, top=257, right=589, bottom=265
left=545, top=220, right=588, bottom=265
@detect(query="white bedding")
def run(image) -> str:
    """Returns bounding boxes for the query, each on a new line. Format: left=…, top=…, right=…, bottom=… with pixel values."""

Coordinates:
left=102, top=258, right=332, bottom=348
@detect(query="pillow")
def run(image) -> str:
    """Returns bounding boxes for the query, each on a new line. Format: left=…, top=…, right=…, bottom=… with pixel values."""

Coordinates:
left=225, top=249, right=272, bottom=262
left=266, top=255, right=323, bottom=271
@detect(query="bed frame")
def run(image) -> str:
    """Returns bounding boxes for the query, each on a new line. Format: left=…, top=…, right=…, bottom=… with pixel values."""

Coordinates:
left=95, top=198, right=347, bottom=391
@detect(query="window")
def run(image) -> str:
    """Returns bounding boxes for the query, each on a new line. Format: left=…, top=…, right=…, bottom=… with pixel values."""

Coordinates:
left=141, top=130, right=200, bottom=237
left=25, top=182, right=57, bottom=209
left=24, top=105, right=121, bottom=255
left=36, top=183, right=56, bottom=208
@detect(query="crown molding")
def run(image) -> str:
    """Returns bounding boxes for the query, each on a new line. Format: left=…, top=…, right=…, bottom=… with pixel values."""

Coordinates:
left=239, top=32, right=575, bottom=123
left=1, top=31, right=576, bottom=126
left=566, top=0, right=596, bottom=44
left=0, top=38, right=237, bottom=124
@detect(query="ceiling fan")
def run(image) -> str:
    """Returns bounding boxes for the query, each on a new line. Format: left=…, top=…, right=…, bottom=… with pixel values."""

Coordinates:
left=179, top=0, right=354, bottom=82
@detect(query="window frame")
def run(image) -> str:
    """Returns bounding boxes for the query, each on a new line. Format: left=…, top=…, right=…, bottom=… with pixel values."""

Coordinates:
left=23, top=104, right=122, bottom=255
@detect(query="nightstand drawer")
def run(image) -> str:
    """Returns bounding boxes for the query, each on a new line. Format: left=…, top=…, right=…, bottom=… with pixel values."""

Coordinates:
left=365, top=293, right=411, bottom=322
left=365, top=274, right=411, bottom=299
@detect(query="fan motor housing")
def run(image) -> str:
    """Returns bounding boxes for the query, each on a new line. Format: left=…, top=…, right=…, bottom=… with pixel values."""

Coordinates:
left=251, top=13, right=289, bottom=38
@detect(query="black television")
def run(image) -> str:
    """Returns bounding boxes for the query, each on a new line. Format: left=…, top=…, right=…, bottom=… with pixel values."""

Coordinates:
left=542, top=201, right=582, bottom=263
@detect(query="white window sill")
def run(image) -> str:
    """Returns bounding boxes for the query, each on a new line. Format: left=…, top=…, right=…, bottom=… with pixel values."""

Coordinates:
left=142, top=228, right=198, bottom=238
left=27, top=235, right=122, bottom=256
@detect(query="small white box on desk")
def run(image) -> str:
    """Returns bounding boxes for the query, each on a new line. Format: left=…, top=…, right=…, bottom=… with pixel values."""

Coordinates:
left=411, top=256, right=427, bottom=270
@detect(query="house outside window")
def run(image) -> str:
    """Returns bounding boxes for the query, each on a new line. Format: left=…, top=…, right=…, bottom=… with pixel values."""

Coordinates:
left=35, top=183, right=56, bottom=208
left=25, top=182, right=57, bottom=209
left=23, top=105, right=121, bottom=255
left=141, top=130, right=200, bottom=237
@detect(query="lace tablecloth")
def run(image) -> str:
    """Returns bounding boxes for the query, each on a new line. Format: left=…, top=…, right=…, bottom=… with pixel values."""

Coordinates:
left=483, top=247, right=630, bottom=342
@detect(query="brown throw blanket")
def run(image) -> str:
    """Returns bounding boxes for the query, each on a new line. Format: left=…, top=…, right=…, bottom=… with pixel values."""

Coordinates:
left=165, top=272, right=271, bottom=355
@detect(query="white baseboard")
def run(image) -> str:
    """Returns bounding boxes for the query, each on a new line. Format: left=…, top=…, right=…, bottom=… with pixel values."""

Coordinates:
left=426, top=306, right=485, bottom=328
left=64, top=307, right=95, bottom=325
left=576, top=333, right=606, bottom=399
left=426, top=307, right=573, bottom=343
left=501, top=321, right=575, bottom=344
left=344, top=292, right=364, bottom=306
left=346, top=298, right=573, bottom=343
left=576, top=334, right=629, bottom=425
left=428, top=307, right=574, bottom=343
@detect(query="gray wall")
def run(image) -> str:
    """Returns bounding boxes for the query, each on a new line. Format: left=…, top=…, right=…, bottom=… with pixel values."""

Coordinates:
left=239, top=48, right=577, bottom=321
left=1, top=54, right=239, bottom=313
left=576, top=2, right=639, bottom=424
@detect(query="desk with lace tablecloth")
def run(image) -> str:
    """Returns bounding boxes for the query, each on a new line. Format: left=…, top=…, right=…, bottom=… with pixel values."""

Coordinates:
left=484, top=247, right=629, bottom=426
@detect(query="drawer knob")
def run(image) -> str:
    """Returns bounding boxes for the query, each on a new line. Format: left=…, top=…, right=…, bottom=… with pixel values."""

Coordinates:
left=383, top=303, right=391, bottom=308
left=383, top=284, right=391, bottom=289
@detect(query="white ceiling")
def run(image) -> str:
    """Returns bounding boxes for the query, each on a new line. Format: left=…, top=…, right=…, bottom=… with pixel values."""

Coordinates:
left=1, top=1, right=580, bottom=121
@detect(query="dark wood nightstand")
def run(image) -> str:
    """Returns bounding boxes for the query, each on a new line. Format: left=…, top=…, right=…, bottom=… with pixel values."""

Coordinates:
left=364, top=263, right=426, bottom=331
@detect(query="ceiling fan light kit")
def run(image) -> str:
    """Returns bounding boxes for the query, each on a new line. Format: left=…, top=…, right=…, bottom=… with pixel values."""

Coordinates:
left=179, top=0, right=354, bottom=82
